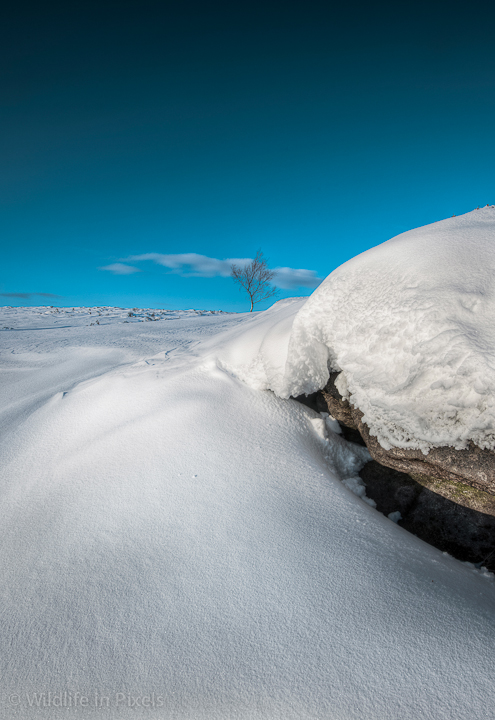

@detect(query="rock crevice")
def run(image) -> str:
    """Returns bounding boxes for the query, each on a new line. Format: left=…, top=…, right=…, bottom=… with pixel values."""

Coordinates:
left=309, top=372, right=495, bottom=570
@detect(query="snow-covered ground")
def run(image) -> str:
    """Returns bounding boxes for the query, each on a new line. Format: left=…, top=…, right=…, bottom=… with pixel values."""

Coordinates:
left=1, top=295, right=494, bottom=720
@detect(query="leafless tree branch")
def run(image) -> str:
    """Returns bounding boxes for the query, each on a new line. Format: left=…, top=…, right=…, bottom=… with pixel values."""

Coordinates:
left=230, top=250, right=278, bottom=312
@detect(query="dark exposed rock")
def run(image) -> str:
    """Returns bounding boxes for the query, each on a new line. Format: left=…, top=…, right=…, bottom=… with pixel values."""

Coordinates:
left=316, top=371, right=495, bottom=570
left=355, top=412, right=495, bottom=495
left=338, top=424, right=367, bottom=447
left=293, top=391, right=328, bottom=415
left=360, top=461, right=495, bottom=570
left=323, top=372, right=495, bottom=496
left=321, top=374, right=356, bottom=429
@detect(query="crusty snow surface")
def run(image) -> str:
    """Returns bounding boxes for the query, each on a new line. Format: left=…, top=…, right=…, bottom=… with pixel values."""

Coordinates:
left=0, top=304, right=494, bottom=720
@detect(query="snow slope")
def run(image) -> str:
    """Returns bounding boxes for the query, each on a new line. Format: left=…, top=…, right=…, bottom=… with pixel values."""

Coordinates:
left=0, top=304, right=494, bottom=720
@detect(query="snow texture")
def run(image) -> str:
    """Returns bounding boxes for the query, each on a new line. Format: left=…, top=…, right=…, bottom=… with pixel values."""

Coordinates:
left=0, top=302, right=494, bottom=719
left=236, top=208, right=495, bottom=453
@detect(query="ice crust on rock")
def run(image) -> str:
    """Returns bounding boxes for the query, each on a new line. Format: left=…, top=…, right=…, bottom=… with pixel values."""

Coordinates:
left=235, top=208, right=495, bottom=453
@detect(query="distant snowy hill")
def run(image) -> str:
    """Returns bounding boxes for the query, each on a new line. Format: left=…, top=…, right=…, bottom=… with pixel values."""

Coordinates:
left=1, top=305, right=228, bottom=330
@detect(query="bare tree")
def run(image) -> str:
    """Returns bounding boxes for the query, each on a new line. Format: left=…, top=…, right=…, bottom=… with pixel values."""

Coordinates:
left=230, top=250, right=278, bottom=312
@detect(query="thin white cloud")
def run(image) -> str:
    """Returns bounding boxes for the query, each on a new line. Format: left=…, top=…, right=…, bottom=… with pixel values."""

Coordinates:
left=126, top=253, right=251, bottom=278
left=99, top=263, right=141, bottom=275
left=125, top=253, right=322, bottom=289
left=272, top=267, right=321, bottom=290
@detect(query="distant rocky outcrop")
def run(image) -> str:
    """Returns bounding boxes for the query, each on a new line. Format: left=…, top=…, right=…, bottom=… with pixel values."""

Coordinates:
left=297, top=372, right=495, bottom=571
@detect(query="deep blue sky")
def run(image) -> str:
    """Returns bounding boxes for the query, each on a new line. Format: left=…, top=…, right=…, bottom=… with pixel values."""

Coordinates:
left=2, top=0, right=495, bottom=310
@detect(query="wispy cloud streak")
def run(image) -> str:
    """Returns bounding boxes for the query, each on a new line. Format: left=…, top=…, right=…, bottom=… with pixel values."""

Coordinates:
left=273, top=267, right=321, bottom=290
left=126, top=253, right=251, bottom=278
left=124, top=253, right=322, bottom=289
left=99, top=263, right=141, bottom=275
left=0, top=292, right=63, bottom=299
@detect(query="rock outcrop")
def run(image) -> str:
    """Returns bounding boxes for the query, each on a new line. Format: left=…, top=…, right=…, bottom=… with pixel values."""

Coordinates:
left=322, top=372, right=495, bottom=496
left=314, top=372, right=495, bottom=570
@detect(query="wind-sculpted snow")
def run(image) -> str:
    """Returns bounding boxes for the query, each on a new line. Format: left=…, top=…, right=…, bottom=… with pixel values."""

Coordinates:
left=286, top=207, right=495, bottom=451
left=231, top=208, right=495, bottom=453
left=0, top=304, right=494, bottom=720
left=212, top=298, right=307, bottom=394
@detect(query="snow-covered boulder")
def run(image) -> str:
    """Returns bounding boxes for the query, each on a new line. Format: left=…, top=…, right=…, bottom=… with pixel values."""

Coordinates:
left=284, top=208, right=495, bottom=465
left=216, top=209, right=495, bottom=561
left=219, top=208, right=495, bottom=496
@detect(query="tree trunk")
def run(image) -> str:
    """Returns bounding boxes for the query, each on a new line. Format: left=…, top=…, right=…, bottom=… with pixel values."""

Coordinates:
left=250, top=298, right=253, bottom=312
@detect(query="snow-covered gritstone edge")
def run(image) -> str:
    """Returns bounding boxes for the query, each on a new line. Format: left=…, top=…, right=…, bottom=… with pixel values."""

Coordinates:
left=226, top=208, right=495, bottom=453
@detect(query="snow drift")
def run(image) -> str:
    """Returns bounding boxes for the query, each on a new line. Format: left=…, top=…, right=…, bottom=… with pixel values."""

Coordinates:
left=234, top=208, right=495, bottom=453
